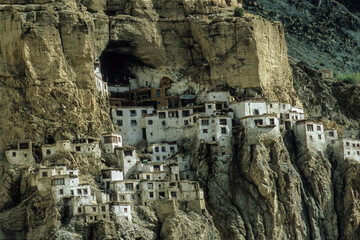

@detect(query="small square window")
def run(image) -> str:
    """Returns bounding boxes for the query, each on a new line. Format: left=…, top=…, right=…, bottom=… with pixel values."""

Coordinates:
left=116, top=110, right=123, bottom=116
left=149, top=192, right=154, bottom=198
left=203, top=129, right=208, bottom=133
left=318, top=135, right=322, bottom=140
left=42, top=172, right=48, bottom=178
left=148, top=120, right=153, bottom=125
left=130, top=110, right=137, bottom=116
left=102, top=206, right=106, bottom=212
left=59, top=189, right=64, bottom=195
left=117, top=120, right=123, bottom=126
left=131, top=120, right=137, bottom=126
left=161, top=147, right=166, bottom=152
left=12, top=152, right=16, bottom=157
left=76, top=146, right=81, bottom=152
left=317, top=126, right=321, bottom=131
left=155, top=147, right=159, bottom=152
left=221, top=127, right=227, bottom=134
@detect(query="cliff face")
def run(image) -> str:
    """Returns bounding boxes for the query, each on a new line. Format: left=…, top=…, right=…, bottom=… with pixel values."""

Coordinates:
left=0, top=0, right=360, bottom=240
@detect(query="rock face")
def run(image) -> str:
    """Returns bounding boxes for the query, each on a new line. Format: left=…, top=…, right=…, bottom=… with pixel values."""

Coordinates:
left=243, top=0, right=360, bottom=73
left=0, top=0, right=360, bottom=240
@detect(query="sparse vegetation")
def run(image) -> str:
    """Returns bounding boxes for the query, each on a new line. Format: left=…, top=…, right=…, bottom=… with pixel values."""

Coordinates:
left=336, top=72, right=360, bottom=84
left=234, top=7, right=244, bottom=17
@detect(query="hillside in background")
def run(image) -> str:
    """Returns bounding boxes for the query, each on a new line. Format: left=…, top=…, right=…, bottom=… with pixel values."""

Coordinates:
left=244, top=0, right=360, bottom=73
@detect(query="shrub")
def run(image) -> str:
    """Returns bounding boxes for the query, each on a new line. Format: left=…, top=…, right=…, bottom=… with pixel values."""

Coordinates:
left=335, top=72, right=360, bottom=84
left=234, top=7, right=244, bottom=17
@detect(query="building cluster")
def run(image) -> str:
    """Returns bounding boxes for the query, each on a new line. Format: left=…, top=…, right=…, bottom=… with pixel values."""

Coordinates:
left=3, top=67, right=356, bottom=225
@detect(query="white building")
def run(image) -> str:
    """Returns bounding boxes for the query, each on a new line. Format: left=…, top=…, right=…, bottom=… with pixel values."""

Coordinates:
left=295, top=120, right=326, bottom=152
left=83, top=204, right=110, bottom=223
left=144, top=107, right=198, bottom=144
left=325, top=129, right=339, bottom=145
left=112, top=203, right=132, bottom=222
left=230, top=100, right=304, bottom=131
left=94, top=61, right=108, bottom=95
left=112, top=107, right=154, bottom=146
left=335, top=138, right=360, bottom=162
left=240, top=114, right=280, bottom=143
left=115, top=146, right=138, bottom=179
left=198, top=115, right=232, bottom=146
left=147, top=142, right=178, bottom=164
left=72, top=138, right=101, bottom=158
left=51, top=175, right=92, bottom=202
left=101, top=169, right=124, bottom=190
left=206, top=91, right=234, bottom=103
left=101, top=133, right=122, bottom=154
left=41, top=140, right=72, bottom=158
left=5, top=140, right=35, bottom=167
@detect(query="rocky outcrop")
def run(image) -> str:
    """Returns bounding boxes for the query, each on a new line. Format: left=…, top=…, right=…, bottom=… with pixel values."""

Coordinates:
left=243, top=0, right=360, bottom=73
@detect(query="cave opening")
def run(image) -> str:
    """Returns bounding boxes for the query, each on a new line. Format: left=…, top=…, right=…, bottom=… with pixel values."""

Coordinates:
left=99, top=48, right=141, bottom=86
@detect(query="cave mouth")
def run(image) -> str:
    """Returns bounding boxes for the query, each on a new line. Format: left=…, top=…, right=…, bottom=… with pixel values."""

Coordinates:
left=99, top=48, right=142, bottom=86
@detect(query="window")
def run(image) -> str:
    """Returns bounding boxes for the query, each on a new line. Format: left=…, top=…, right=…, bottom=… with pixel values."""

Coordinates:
left=353, top=143, right=356, bottom=147
left=162, top=121, right=166, bottom=126
left=182, top=110, right=190, bottom=117
left=169, top=111, right=178, bottom=118
left=142, top=110, right=147, bottom=115
left=159, top=192, right=165, bottom=198
left=78, top=207, right=82, bottom=213
left=156, top=90, right=160, bottom=97
left=149, top=192, right=154, bottom=198
left=357, top=151, right=360, bottom=155
left=76, top=146, right=81, bottom=152
left=92, top=207, right=97, bottom=212
left=254, top=109, right=259, bottom=115
left=102, top=206, right=106, bottom=212
left=193, top=116, right=197, bottom=123
left=146, top=175, right=150, bottom=180
left=12, top=152, right=16, bottom=157
left=130, top=110, right=137, bottom=116
left=162, top=156, right=166, bottom=160
left=203, top=129, right=208, bottom=133
left=156, top=156, right=160, bottom=161
left=161, top=146, right=166, bottom=152
left=117, top=120, right=123, bottom=126
left=46, top=149, right=51, bottom=155
left=154, top=165, right=160, bottom=171
left=309, top=136, right=313, bottom=140
left=116, top=110, right=123, bottom=116
left=201, top=120, right=209, bottom=126
left=59, top=189, right=64, bottom=195
left=131, top=120, right=137, bottom=126
left=220, top=119, right=227, bottom=125
left=221, top=127, right=227, bottom=134
left=170, top=146, right=175, bottom=152
left=283, top=104, right=286, bottom=109
left=329, top=131, right=334, bottom=137
left=285, top=114, right=290, bottom=120
left=317, top=125, right=321, bottom=131
left=83, top=189, right=88, bottom=195
left=171, top=192, right=177, bottom=198
left=306, top=124, right=314, bottom=132
left=318, top=135, right=322, bottom=140
left=331, top=140, right=335, bottom=144
left=125, top=183, right=134, bottom=191
left=19, top=142, right=29, bottom=149
left=357, top=144, right=360, bottom=147
left=52, top=178, right=64, bottom=185
left=184, top=120, right=189, bottom=126
left=148, top=183, right=153, bottom=190
left=124, top=208, right=128, bottom=213
left=71, top=190, right=74, bottom=195
left=104, top=136, right=117, bottom=144
left=346, top=142, right=350, bottom=147
left=348, top=151, right=350, bottom=155
left=254, top=119, right=263, bottom=126
left=270, top=118, right=275, bottom=125
left=155, top=147, right=159, bottom=152
left=42, top=172, right=48, bottom=178
left=124, top=150, right=132, bottom=156
left=212, top=136, right=216, bottom=141
left=148, top=120, right=153, bottom=125
left=159, top=112, right=166, bottom=119
left=77, top=189, right=82, bottom=195
left=269, top=104, right=273, bottom=108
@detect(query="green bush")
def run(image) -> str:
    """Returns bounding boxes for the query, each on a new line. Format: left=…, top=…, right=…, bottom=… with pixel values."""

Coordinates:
left=234, top=7, right=244, bottom=17
left=335, top=72, right=360, bottom=84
